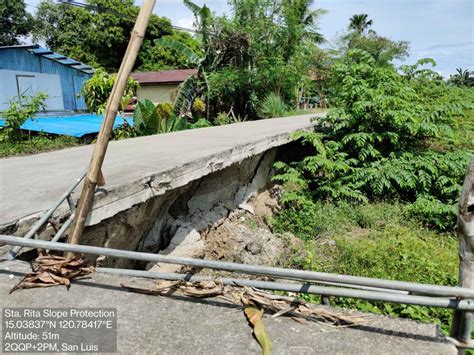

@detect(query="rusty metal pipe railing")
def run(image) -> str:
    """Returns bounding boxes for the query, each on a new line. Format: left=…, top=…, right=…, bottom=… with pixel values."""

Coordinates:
left=1, top=234, right=474, bottom=300
left=8, top=171, right=86, bottom=259
left=96, top=267, right=474, bottom=311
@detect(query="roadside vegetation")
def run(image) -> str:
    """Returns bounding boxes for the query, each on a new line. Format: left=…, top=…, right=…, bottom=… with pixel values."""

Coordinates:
left=273, top=202, right=459, bottom=333
left=0, top=93, right=81, bottom=157
left=269, top=11, right=473, bottom=336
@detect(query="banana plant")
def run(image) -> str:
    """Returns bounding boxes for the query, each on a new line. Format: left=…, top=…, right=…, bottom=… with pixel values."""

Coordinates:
left=155, top=38, right=207, bottom=118
left=133, top=99, right=208, bottom=135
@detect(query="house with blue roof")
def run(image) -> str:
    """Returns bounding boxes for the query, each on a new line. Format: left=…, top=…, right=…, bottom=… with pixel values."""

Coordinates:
left=0, top=44, right=93, bottom=112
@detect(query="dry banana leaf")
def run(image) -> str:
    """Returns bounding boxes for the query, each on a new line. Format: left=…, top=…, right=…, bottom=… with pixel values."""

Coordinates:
left=121, top=281, right=181, bottom=296
left=244, top=306, right=272, bottom=355
left=10, top=255, right=94, bottom=293
left=182, top=280, right=224, bottom=298
left=120, top=278, right=367, bottom=328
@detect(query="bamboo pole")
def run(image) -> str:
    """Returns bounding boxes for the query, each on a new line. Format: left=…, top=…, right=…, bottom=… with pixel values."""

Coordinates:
left=66, top=0, right=156, bottom=255
left=450, top=157, right=474, bottom=351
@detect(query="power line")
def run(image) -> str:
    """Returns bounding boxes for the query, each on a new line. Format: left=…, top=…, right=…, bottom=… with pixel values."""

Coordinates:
left=57, top=0, right=197, bottom=33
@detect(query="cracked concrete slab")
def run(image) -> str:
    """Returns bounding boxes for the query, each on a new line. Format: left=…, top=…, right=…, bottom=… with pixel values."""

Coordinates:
left=0, top=114, right=320, bottom=230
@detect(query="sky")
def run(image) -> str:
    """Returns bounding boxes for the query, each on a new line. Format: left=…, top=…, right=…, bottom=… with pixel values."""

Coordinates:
left=25, top=0, right=474, bottom=76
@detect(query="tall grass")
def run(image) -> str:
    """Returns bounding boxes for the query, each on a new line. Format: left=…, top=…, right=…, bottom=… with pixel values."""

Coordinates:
left=259, top=92, right=287, bottom=118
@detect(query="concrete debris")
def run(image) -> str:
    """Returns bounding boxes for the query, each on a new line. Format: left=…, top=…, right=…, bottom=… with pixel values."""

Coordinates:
left=201, top=211, right=294, bottom=267
left=149, top=226, right=203, bottom=274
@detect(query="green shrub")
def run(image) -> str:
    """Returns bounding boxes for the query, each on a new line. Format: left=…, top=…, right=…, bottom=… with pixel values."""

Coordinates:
left=272, top=200, right=407, bottom=241
left=273, top=50, right=473, bottom=230
left=215, top=112, right=231, bottom=125
left=315, top=225, right=458, bottom=333
left=189, top=118, right=212, bottom=129
left=1, top=93, right=47, bottom=142
left=156, top=102, right=173, bottom=121
left=259, top=92, right=287, bottom=118
left=191, top=97, right=206, bottom=117
left=276, top=202, right=459, bottom=333
left=130, top=99, right=213, bottom=137
left=82, top=69, right=139, bottom=114
left=0, top=134, right=78, bottom=157
left=132, top=99, right=182, bottom=135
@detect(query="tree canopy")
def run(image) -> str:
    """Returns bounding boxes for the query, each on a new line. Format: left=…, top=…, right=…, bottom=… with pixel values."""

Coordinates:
left=339, top=15, right=409, bottom=66
left=31, top=0, right=199, bottom=71
left=158, top=0, right=327, bottom=120
left=0, top=0, right=33, bottom=46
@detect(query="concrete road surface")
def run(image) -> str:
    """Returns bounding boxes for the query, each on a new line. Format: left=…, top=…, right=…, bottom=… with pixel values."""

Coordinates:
left=0, top=260, right=456, bottom=354
left=0, top=114, right=320, bottom=226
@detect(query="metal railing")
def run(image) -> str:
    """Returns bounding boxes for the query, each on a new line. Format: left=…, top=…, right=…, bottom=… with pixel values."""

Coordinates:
left=1, top=235, right=473, bottom=313
left=8, top=171, right=86, bottom=259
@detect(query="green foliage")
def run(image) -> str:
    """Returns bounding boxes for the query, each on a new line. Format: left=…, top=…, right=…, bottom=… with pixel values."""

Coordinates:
left=156, top=102, right=173, bottom=121
left=133, top=99, right=166, bottom=135
left=81, top=69, right=139, bottom=114
left=0, top=0, right=33, bottom=45
left=130, top=99, right=207, bottom=136
left=259, top=93, right=288, bottom=119
left=340, top=15, right=409, bottom=66
left=189, top=118, right=212, bottom=129
left=172, top=74, right=200, bottom=118
left=0, top=94, right=81, bottom=157
left=112, top=119, right=136, bottom=140
left=447, top=68, right=474, bottom=87
left=275, top=202, right=459, bottom=333
left=159, top=0, right=327, bottom=120
left=399, top=58, right=440, bottom=81
left=133, top=99, right=192, bottom=136
left=274, top=50, right=473, bottom=230
left=155, top=37, right=202, bottom=66
left=32, top=0, right=198, bottom=71
left=154, top=3, right=209, bottom=118
left=1, top=93, right=47, bottom=142
left=192, top=97, right=206, bottom=115
left=137, top=31, right=200, bottom=72
left=348, top=14, right=373, bottom=35
left=0, top=134, right=78, bottom=157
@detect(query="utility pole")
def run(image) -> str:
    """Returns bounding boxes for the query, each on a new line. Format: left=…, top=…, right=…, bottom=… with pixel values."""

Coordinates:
left=66, top=0, right=156, bottom=256
left=450, top=158, right=474, bottom=353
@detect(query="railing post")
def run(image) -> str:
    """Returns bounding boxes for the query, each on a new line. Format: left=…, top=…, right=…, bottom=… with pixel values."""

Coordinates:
left=450, top=157, right=474, bottom=351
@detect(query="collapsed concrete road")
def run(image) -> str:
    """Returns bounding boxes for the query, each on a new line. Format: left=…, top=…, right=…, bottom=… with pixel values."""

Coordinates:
left=0, top=260, right=457, bottom=354
left=0, top=114, right=318, bottom=227
left=0, top=114, right=322, bottom=266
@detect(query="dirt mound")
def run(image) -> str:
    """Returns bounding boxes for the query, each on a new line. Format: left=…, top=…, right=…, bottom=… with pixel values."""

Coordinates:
left=201, top=211, right=295, bottom=267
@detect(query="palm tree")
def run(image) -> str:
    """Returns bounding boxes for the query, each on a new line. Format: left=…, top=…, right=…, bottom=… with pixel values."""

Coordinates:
left=285, top=0, right=326, bottom=42
left=155, top=0, right=213, bottom=118
left=279, top=0, right=327, bottom=62
left=348, top=13, right=373, bottom=35
left=448, top=68, right=474, bottom=87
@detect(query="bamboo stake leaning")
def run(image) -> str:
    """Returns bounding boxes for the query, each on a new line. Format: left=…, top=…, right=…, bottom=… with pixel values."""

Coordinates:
left=450, top=157, right=474, bottom=351
left=66, top=0, right=157, bottom=256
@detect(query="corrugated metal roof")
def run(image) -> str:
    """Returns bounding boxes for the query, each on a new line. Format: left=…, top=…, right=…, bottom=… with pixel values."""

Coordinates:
left=0, top=44, right=94, bottom=74
left=131, top=69, right=198, bottom=84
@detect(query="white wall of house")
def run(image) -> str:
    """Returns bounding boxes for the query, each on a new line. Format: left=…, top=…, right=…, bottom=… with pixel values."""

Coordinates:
left=0, top=69, right=64, bottom=111
left=137, top=84, right=179, bottom=104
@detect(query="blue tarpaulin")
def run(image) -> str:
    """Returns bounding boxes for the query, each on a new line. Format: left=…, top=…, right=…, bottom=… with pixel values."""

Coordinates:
left=0, top=114, right=133, bottom=137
